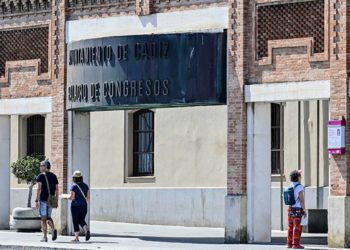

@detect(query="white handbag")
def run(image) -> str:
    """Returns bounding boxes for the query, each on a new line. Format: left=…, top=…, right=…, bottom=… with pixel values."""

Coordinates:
left=300, top=215, right=308, bottom=226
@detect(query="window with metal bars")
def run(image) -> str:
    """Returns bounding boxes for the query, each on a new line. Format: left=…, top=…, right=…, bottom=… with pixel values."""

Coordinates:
left=133, top=110, right=154, bottom=176
left=27, top=115, right=45, bottom=156
left=271, top=104, right=283, bottom=175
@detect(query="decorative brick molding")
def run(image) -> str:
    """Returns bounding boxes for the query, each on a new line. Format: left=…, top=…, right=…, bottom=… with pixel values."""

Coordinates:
left=258, top=37, right=328, bottom=66
left=333, top=0, right=341, bottom=60
left=135, top=0, right=151, bottom=15
left=0, top=0, right=51, bottom=16
left=66, top=0, right=224, bottom=19
left=152, top=0, right=226, bottom=12
left=0, top=26, right=50, bottom=80
left=0, top=59, right=47, bottom=84
left=0, top=24, right=52, bottom=97
left=67, top=0, right=135, bottom=18
left=256, top=0, right=326, bottom=61
left=67, top=0, right=133, bottom=8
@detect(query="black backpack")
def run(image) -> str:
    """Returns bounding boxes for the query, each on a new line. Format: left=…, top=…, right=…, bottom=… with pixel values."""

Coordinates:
left=283, top=183, right=300, bottom=206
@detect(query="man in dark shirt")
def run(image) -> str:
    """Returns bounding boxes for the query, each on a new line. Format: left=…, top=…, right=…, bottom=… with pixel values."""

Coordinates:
left=35, top=160, right=58, bottom=242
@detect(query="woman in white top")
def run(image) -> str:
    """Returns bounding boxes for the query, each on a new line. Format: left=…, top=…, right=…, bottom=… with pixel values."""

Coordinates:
left=287, top=170, right=307, bottom=249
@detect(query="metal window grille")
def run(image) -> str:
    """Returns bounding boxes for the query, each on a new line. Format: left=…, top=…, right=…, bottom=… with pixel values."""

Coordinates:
left=271, top=104, right=284, bottom=175
left=133, top=110, right=154, bottom=176
left=27, top=115, right=45, bottom=156
left=0, top=27, right=49, bottom=77
left=256, top=0, right=325, bottom=59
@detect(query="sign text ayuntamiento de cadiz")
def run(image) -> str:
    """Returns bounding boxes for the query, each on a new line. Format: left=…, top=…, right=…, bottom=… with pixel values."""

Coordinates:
left=67, top=32, right=226, bottom=111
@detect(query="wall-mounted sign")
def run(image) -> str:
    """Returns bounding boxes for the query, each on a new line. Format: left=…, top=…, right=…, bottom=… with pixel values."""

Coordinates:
left=328, top=120, right=346, bottom=154
left=67, top=32, right=226, bottom=111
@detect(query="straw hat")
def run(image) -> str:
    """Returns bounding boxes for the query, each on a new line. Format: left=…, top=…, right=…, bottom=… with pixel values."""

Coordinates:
left=73, top=170, right=82, bottom=178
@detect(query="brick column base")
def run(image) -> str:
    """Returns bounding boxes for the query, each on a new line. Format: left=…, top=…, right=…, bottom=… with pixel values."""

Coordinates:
left=328, top=196, right=350, bottom=248
left=225, top=195, right=247, bottom=243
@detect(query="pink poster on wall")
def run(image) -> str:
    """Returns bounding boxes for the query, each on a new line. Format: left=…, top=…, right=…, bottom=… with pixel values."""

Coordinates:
left=328, top=120, right=346, bottom=155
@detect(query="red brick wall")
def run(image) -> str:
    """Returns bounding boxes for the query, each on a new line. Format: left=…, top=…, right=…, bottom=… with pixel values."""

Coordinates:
left=248, top=0, right=330, bottom=84
left=226, top=0, right=249, bottom=195
left=50, top=0, right=68, bottom=193
left=241, top=0, right=349, bottom=198
left=328, top=0, right=349, bottom=196
left=0, top=12, right=67, bottom=193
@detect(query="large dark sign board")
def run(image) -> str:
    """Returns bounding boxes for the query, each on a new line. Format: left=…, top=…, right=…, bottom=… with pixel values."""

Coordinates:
left=67, top=32, right=226, bottom=111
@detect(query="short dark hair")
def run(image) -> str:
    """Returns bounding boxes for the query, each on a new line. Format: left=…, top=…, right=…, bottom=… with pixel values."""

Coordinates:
left=73, top=176, right=83, bottom=183
left=40, top=160, right=51, bottom=170
left=290, top=170, right=301, bottom=182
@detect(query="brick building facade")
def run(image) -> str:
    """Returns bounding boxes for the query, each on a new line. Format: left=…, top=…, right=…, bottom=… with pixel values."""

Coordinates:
left=225, top=0, right=349, bottom=247
left=0, top=0, right=349, bottom=248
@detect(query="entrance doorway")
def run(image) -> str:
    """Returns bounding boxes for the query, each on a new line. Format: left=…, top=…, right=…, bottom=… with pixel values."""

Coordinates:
left=245, top=80, right=330, bottom=243
left=271, top=100, right=329, bottom=231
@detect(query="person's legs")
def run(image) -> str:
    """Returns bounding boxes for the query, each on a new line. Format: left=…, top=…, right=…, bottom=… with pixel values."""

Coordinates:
left=47, top=209, right=57, bottom=242
left=287, top=207, right=294, bottom=248
left=78, top=206, right=87, bottom=230
left=71, top=206, right=81, bottom=241
left=292, top=216, right=303, bottom=248
left=78, top=206, right=90, bottom=241
left=41, top=218, right=48, bottom=241
left=39, top=201, right=48, bottom=241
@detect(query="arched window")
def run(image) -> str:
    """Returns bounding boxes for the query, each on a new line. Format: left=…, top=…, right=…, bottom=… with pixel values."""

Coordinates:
left=27, top=115, right=45, bottom=156
left=133, top=110, right=154, bottom=176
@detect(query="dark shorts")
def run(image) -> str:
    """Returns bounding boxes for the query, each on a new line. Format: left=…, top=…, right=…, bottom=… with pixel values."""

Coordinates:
left=289, top=207, right=304, bottom=218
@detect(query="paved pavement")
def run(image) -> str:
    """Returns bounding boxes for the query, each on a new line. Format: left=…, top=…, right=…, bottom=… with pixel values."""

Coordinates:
left=0, top=221, right=340, bottom=250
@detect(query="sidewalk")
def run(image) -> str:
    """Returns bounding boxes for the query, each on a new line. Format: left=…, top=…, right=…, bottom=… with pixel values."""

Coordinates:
left=0, top=221, right=338, bottom=250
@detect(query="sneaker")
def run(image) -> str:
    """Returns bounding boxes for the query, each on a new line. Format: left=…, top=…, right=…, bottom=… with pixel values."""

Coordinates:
left=52, top=229, right=57, bottom=241
left=286, top=245, right=293, bottom=248
left=86, top=230, right=91, bottom=241
left=292, top=245, right=304, bottom=249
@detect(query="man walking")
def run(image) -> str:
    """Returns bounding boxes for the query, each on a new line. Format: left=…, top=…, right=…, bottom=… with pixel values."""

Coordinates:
left=35, top=160, right=58, bottom=242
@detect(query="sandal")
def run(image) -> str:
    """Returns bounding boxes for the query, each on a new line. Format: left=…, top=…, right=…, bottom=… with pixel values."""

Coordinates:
left=85, top=230, right=91, bottom=241
left=40, top=237, right=48, bottom=242
left=71, top=238, right=79, bottom=243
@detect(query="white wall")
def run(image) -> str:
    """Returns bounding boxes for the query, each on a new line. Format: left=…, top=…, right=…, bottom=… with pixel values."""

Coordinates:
left=66, top=7, right=228, bottom=43
left=247, top=103, right=271, bottom=242
left=88, top=105, right=227, bottom=227
left=90, top=188, right=226, bottom=227
left=0, top=116, right=10, bottom=229
left=90, top=105, right=227, bottom=188
left=9, top=185, right=328, bottom=229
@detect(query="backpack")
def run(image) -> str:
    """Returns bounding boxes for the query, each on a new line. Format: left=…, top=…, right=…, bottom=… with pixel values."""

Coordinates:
left=283, top=183, right=301, bottom=206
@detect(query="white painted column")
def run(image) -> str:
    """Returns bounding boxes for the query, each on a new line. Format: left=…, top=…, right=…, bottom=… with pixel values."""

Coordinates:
left=67, top=111, right=90, bottom=235
left=247, top=103, right=271, bottom=243
left=0, top=116, right=10, bottom=229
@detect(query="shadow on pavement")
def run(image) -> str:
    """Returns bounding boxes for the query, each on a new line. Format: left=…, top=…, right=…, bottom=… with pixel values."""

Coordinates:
left=271, top=236, right=327, bottom=246
left=92, top=233, right=225, bottom=244
left=92, top=233, right=327, bottom=246
left=53, top=241, right=119, bottom=245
